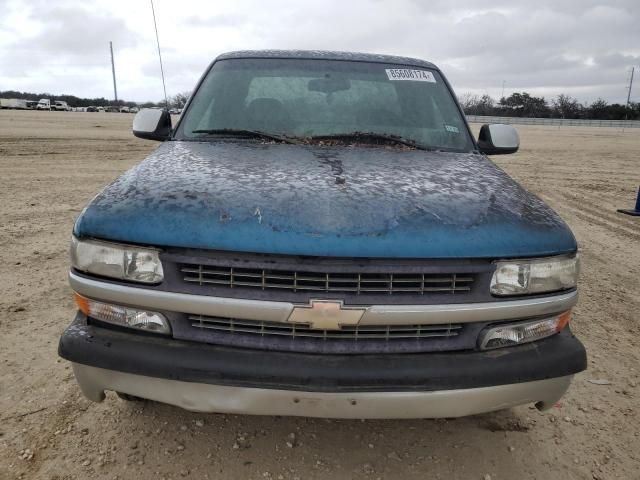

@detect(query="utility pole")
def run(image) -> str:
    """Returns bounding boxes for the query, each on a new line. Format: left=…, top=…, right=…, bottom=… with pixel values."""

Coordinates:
left=110, top=41, right=118, bottom=102
left=625, top=66, right=634, bottom=121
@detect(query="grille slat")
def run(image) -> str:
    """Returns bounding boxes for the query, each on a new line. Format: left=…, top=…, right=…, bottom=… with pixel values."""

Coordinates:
left=181, top=264, right=474, bottom=295
left=183, top=277, right=472, bottom=293
left=189, top=315, right=462, bottom=341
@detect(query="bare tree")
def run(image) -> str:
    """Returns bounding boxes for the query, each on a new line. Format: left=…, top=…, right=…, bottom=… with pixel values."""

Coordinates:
left=458, top=93, right=480, bottom=112
left=459, top=93, right=495, bottom=115
left=169, top=91, right=191, bottom=109
left=552, top=94, right=582, bottom=119
left=476, top=95, right=495, bottom=115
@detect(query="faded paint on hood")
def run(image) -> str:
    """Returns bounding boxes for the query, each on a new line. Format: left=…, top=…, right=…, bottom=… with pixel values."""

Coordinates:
left=74, top=141, right=576, bottom=258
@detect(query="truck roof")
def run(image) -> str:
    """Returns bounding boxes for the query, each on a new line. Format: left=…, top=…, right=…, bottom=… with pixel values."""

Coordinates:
left=216, top=50, right=438, bottom=70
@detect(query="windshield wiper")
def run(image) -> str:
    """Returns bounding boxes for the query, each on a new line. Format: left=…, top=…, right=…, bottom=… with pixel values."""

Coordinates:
left=309, top=132, right=433, bottom=151
left=191, top=128, right=298, bottom=144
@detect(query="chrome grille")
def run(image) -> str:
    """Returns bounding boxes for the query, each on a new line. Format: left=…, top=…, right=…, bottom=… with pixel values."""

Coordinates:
left=181, top=264, right=474, bottom=295
left=189, top=315, right=462, bottom=341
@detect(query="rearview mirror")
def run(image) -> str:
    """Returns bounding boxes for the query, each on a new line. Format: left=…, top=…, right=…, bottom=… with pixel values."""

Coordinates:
left=308, top=77, right=351, bottom=94
left=477, top=124, right=519, bottom=155
left=132, top=108, right=172, bottom=141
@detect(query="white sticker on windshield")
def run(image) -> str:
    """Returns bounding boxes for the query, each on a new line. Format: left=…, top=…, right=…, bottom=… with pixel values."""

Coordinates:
left=445, top=125, right=459, bottom=133
left=385, top=69, right=436, bottom=82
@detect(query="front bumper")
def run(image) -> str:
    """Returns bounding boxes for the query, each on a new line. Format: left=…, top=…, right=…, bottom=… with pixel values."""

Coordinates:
left=59, top=313, right=586, bottom=418
left=71, top=363, right=573, bottom=418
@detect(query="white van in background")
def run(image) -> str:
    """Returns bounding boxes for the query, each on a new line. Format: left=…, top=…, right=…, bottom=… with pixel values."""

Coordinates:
left=52, top=100, right=70, bottom=111
left=36, top=99, right=51, bottom=110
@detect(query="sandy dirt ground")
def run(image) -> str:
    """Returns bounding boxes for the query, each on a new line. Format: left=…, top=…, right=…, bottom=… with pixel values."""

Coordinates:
left=0, top=110, right=638, bottom=480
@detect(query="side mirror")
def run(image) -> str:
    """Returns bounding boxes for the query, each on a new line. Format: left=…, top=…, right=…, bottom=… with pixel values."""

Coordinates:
left=477, top=124, right=519, bottom=155
left=132, top=108, right=172, bottom=141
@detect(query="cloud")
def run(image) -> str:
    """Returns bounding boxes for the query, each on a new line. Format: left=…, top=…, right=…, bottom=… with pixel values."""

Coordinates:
left=3, top=3, right=138, bottom=60
left=0, top=1, right=140, bottom=98
left=0, top=0, right=638, bottom=103
left=184, top=13, right=246, bottom=28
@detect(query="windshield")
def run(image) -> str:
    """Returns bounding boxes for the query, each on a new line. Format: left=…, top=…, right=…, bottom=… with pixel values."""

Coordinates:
left=177, top=58, right=473, bottom=151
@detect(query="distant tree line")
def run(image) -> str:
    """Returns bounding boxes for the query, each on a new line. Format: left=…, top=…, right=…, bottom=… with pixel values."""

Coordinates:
left=0, top=90, right=191, bottom=110
left=459, top=92, right=640, bottom=120
left=2, top=88, right=637, bottom=120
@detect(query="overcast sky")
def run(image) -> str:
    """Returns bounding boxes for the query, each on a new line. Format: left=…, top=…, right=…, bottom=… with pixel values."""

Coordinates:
left=1, top=0, right=638, bottom=104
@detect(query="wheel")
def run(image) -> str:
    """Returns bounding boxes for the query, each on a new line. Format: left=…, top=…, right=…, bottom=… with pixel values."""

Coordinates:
left=116, top=391, right=145, bottom=402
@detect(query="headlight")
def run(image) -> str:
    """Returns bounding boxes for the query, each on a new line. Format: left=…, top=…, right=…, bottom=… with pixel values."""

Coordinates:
left=490, top=255, right=579, bottom=296
left=71, top=236, right=163, bottom=284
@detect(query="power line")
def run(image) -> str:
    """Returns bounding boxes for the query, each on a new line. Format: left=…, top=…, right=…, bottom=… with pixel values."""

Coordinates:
left=150, top=0, right=168, bottom=110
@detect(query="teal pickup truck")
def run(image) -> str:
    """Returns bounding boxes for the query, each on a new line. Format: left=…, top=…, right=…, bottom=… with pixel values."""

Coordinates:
left=59, top=50, right=585, bottom=418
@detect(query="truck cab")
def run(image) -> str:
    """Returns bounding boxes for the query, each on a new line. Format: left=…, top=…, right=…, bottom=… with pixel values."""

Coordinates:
left=59, top=50, right=586, bottom=419
left=36, top=98, right=51, bottom=110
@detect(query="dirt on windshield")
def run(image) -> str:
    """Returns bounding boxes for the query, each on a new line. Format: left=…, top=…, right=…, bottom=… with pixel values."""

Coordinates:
left=1, top=111, right=639, bottom=480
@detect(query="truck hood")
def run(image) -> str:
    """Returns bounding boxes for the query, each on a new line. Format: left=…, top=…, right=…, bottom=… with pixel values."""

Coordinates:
left=74, top=141, right=576, bottom=258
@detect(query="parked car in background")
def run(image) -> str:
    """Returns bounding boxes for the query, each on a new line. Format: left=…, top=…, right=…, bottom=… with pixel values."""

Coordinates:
left=168, top=108, right=182, bottom=115
left=36, top=99, right=51, bottom=110
left=106, top=106, right=119, bottom=113
left=60, top=50, right=586, bottom=419
left=86, top=106, right=97, bottom=112
left=130, top=106, right=140, bottom=113
left=52, top=100, right=70, bottom=111
left=96, top=106, right=105, bottom=112
left=119, top=106, right=130, bottom=113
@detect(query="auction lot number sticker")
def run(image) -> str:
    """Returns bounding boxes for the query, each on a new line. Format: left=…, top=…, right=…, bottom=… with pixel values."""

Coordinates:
left=385, top=69, right=436, bottom=82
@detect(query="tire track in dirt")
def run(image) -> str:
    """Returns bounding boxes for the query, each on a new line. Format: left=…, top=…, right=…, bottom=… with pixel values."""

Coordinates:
left=558, top=193, right=640, bottom=230
left=542, top=191, right=640, bottom=242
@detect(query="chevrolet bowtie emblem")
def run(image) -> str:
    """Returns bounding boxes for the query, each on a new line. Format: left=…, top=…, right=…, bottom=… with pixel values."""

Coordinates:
left=287, top=300, right=366, bottom=330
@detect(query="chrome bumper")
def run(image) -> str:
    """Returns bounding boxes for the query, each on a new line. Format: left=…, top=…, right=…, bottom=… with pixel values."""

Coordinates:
left=72, top=363, right=572, bottom=419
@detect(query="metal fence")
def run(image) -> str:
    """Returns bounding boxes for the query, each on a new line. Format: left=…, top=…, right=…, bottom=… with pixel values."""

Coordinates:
left=466, top=115, right=640, bottom=128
